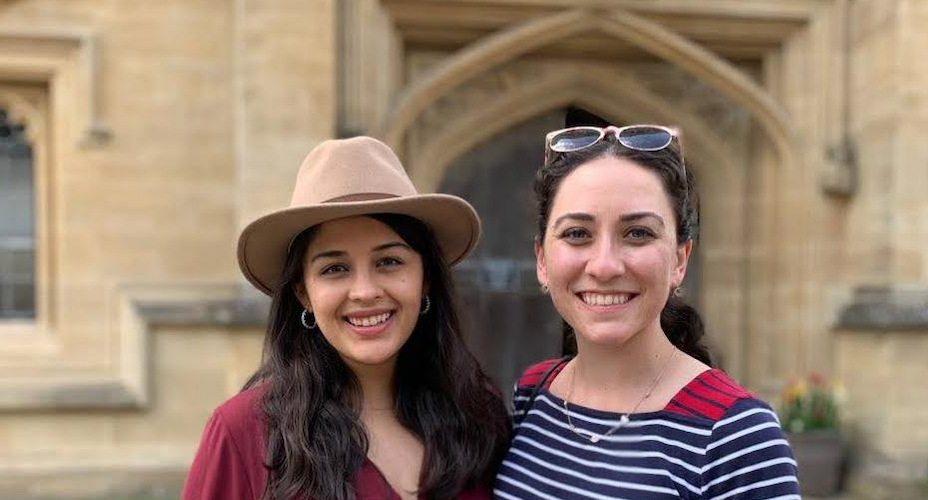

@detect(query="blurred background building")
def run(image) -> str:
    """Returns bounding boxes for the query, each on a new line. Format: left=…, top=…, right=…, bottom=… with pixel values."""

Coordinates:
left=1, top=0, right=927, bottom=498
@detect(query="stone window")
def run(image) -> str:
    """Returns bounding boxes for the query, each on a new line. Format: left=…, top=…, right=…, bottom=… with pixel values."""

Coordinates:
left=0, top=108, right=35, bottom=319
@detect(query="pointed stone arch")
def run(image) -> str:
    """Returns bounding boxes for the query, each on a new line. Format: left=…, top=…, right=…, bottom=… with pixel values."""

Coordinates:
left=376, top=7, right=794, bottom=166
left=0, top=90, right=44, bottom=143
left=410, top=67, right=736, bottom=192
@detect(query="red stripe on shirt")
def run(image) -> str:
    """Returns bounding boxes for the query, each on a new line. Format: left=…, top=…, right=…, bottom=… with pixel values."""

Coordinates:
left=517, top=359, right=564, bottom=387
left=704, top=370, right=753, bottom=399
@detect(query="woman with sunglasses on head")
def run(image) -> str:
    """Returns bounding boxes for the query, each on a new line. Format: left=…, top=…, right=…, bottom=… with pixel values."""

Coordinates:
left=182, top=137, right=510, bottom=500
left=494, top=110, right=800, bottom=500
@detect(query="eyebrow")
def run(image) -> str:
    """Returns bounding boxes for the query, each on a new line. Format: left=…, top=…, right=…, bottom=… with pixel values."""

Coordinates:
left=552, top=211, right=665, bottom=228
left=309, top=241, right=412, bottom=265
left=552, top=212, right=594, bottom=228
left=620, top=211, right=666, bottom=228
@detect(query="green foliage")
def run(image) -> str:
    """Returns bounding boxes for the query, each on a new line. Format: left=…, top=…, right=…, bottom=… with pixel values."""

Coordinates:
left=779, top=373, right=844, bottom=433
left=922, top=465, right=928, bottom=498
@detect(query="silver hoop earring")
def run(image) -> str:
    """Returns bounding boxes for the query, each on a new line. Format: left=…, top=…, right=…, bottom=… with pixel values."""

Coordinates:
left=301, top=309, right=316, bottom=329
left=540, top=284, right=549, bottom=294
left=672, top=286, right=684, bottom=298
left=420, top=295, right=431, bottom=315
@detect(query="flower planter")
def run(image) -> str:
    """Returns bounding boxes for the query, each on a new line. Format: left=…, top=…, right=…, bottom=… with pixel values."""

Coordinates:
left=787, top=429, right=844, bottom=497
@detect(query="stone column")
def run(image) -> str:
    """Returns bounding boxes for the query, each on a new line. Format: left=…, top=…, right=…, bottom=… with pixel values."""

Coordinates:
left=234, top=0, right=336, bottom=255
left=834, top=0, right=928, bottom=491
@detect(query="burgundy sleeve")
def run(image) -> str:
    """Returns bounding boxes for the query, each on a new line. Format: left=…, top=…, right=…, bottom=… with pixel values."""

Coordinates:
left=181, top=409, right=260, bottom=500
left=455, top=485, right=492, bottom=500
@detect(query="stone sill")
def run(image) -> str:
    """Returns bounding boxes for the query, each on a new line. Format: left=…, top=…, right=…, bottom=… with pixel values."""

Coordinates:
left=136, top=295, right=270, bottom=328
left=0, top=291, right=269, bottom=412
left=834, top=286, right=928, bottom=332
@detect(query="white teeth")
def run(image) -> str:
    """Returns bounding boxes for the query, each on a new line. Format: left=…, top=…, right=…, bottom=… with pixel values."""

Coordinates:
left=347, top=313, right=391, bottom=327
left=581, top=292, right=631, bottom=306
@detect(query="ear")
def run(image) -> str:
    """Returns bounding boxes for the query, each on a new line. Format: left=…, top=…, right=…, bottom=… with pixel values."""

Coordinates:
left=293, top=281, right=312, bottom=312
left=535, top=238, right=549, bottom=289
left=672, top=239, right=694, bottom=288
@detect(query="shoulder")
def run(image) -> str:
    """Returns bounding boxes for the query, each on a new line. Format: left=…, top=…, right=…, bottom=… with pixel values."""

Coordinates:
left=516, top=358, right=569, bottom=389
left=699, top=379, right=800, bottom=498
left=200, top=383, right=269, bottom=456
left=709, top=396, right=785, bottom=444
left=212, top=384, right=267, bottom=436
left=665, top=368, right=756, bottom=422
left=510, top=358, right=569, bottom=421
left=182, top=384, right=269, bottom=500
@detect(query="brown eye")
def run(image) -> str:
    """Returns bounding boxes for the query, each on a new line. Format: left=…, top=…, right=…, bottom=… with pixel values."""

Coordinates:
left=377, top=257, right=403, bottom=267
left=321, top=264, right=348, bottom=275
left=559, top=227, right=591, bottom=242
left=627, top=227, right=656, bottom=241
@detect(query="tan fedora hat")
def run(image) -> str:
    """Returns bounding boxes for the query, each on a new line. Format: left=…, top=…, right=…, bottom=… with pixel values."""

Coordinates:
left=237, top=136, right=481, bottom=296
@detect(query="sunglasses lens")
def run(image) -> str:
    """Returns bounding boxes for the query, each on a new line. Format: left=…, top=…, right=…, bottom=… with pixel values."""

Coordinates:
left=549, top=128, right=602, bottom=152
left=618, top=126, right=673, bottom=151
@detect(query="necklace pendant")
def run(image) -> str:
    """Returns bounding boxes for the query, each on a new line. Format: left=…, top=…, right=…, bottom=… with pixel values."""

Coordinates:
left=589, top=435, right=601, bottom=444
left=619, top=414, right=630, bottom=426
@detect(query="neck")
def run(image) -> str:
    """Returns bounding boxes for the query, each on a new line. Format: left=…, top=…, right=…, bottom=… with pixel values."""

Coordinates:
left=572, top=323, right=676, bottom=393
left=346, top=358, right=397, bottom=413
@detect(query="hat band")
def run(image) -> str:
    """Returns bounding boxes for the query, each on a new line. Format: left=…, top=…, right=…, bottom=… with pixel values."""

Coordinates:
left=323, top=192, right=402, bottom=203
left=284, top=192, right=406, bottom=256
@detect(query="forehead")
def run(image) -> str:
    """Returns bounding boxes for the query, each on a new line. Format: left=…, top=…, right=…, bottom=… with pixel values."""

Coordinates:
left=550, top=156, right=674, bottom=220
left=307, top=216, right=403, bottom=250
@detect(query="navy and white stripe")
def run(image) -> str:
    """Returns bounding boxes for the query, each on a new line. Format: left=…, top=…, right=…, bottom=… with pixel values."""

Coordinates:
left=494, top=361, right=800, bottom=500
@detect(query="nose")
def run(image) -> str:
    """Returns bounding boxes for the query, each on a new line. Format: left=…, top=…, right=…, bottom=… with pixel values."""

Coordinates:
left=585, top=237, right=625, bottom=281
left=347, top=268, right=383, bottom=302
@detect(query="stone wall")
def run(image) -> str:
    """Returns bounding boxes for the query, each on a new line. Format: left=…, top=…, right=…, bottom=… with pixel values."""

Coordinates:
left=2, top=0, right=928, bottom=496
left=831, top=0, right=928, bottom=489
left=0, top=0, right=334, bottom=496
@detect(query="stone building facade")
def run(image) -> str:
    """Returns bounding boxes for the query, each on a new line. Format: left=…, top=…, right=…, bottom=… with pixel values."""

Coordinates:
left=0, top=0, right=926, bottom=497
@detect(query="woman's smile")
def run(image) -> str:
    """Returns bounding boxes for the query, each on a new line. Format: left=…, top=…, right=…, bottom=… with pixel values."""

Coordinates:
left=343, top=308, right=396, bottom=335
left=576, top=291, right=638, bottom=308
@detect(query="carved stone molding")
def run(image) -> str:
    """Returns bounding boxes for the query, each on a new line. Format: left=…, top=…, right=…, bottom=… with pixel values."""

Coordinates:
left=835, top=286, right=928, bottom=331
left=135, top=296, right=269, bottom=328
left=375, top=6, right=797, bottom=170
left=409, top=63, right=743, bottom=192
left=0, top=28, right=111, bottom=146
left=0, top=285, right=256, bottom=411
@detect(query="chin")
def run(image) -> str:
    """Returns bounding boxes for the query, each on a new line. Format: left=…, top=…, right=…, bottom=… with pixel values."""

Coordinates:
left=344, top=348, right=402, bottom=368
left=575, top=324, right=640, bottom=347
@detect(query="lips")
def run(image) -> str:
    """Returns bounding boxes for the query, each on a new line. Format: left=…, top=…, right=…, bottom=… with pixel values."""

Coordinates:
left=345, top=312, right=392, bottom=327
left=343, top=309, right=395, bottom=335
left=578, top=291, right=637, bottom=307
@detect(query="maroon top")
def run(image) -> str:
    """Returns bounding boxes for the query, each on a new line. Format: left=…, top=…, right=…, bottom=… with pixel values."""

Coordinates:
left=182, top=386, right=490, bottom=500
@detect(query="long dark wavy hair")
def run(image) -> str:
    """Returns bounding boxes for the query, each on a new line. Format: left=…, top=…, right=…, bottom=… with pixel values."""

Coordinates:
left=244, top=213, right=511, bottom=500
left=536, top=137, right=712, bottom=365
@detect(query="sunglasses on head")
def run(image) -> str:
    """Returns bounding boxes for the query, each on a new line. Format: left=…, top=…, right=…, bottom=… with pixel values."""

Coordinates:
left=544, top=124, right=685, bottom=175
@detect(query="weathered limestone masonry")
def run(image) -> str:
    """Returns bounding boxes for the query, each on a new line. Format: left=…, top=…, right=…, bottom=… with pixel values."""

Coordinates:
left=0, top=0, right=333, bottom=497
left=832, top=0, right=928, bottom=494
left=0, top=0, right=926, bottom=497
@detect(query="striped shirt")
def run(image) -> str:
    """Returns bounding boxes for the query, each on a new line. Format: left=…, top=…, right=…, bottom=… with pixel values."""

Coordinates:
left=494, top=360, right=800, bottom=500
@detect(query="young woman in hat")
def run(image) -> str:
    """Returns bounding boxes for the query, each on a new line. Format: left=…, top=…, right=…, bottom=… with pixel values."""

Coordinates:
left=494, top=114, right=800, bottom=500
left=182, top=137, right=510, bottom=500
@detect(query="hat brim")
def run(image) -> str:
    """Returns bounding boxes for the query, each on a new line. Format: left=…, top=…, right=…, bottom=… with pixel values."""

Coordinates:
left=237, top=194, right=481, bottom=296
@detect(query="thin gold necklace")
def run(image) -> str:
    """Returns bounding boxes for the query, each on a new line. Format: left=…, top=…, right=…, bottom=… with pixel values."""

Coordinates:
left=562, top=345, right=678, bottom=444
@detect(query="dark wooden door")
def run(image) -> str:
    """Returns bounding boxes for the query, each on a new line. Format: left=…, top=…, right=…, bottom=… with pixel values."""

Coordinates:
left=440, top=111, right=566, bottom=398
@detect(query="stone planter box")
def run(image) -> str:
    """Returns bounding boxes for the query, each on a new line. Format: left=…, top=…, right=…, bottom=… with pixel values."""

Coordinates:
left=787, top=429, right=844, bottom=497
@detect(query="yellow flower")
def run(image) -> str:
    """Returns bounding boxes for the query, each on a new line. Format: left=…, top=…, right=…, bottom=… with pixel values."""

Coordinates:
left=784, top=380, right=809, bottom=403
